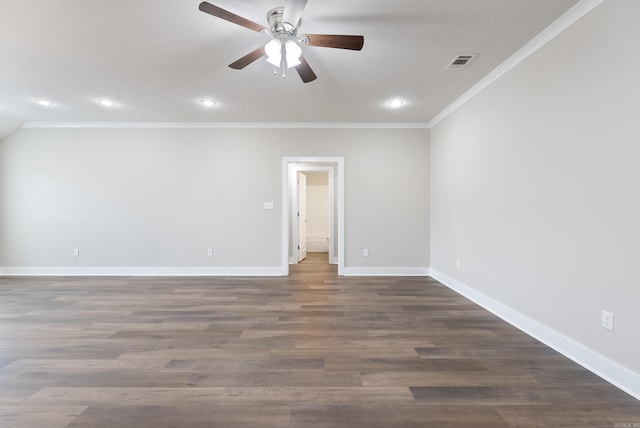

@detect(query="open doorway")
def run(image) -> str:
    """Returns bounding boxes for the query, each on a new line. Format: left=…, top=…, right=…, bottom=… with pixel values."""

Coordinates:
left=303, top=171, right=330, bottom=256
left=281, top=157, right=344, bottom=276
left=297, top=171, right=331, bottom=263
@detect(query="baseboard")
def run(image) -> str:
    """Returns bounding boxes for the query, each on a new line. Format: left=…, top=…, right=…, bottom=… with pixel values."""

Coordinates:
left=0, top=266, right=286, bottom=276
left=430, top=269, right=640, bottom=401
left=307, top=237, right=329, bottom=253
left=342, top=267, right=430, bottom=277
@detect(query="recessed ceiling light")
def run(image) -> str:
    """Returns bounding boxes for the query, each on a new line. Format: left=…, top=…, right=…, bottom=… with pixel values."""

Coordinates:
left=36, top=99, right=54, bottom=107
left=387, top=98, right=407, bottom=109
left=97, top=98, right=117, bottom=107
left=199, top=99, right=217, bottom=108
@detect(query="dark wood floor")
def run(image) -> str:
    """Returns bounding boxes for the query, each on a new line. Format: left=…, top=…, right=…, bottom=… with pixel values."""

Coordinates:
left=1, top=253, right=639, bottom=427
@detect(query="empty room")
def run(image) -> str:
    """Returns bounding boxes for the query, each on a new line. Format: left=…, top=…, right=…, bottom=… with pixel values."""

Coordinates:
left=1, top=0, right=639, bottom=426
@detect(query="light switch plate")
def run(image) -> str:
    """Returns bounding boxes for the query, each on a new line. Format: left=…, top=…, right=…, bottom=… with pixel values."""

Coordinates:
left=602, top=310, right=614, bottom=331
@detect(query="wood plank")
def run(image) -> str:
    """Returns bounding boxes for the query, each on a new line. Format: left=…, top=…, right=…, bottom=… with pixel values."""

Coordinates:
left=0, top=253, right=638, bottom=426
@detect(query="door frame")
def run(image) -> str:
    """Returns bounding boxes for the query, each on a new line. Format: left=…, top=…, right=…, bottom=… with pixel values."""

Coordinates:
left=281, top=157, right=344, bottom=276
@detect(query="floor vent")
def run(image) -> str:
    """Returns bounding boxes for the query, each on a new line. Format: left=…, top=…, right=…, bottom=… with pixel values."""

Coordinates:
left=447, top=54, right=477, bottom=69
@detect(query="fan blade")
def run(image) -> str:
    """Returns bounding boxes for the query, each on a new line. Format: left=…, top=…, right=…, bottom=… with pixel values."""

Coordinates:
left=199, top=2, right=265, bottom=32
left=229, top=46, right=266, bottom=70
left=305, top=34, right=364, bottom=50
left=295, top=56, right=317, bottom=83
left=282, top=0, right=308, bottom=30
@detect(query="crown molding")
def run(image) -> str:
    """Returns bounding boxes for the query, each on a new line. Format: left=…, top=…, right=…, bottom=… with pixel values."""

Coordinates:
left=427, top=0, right=605, bottom=128
left=22, top=121, right=429, bottom=130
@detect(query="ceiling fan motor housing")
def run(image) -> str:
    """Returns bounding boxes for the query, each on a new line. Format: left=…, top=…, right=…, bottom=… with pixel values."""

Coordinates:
left=267, top=7, right=300, bottom=36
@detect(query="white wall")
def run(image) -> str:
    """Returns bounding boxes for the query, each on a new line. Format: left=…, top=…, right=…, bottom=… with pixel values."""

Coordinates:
left=305, top=172, right=329, bottom=253
left=0, top=118, right=22, bottom=140
left=430, top=0, right=640, bottom=383
left=0, top=127, right=429, bottom=274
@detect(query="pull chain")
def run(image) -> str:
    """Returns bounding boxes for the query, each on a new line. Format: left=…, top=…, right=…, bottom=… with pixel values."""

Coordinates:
left=281, top=37, right=286, bottom=78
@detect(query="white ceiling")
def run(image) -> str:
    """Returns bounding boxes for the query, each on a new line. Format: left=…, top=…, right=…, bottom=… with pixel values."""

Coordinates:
left=0, top=0, right=581, bottom=138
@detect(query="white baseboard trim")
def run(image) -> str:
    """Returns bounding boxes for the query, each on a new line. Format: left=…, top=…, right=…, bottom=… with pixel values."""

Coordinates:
left=0, top=266, right=286, bottom=277
left=289, top=256, right=338, bottom=265
left=342, top=267, right=430, bottom=277
left=307, top=242, right=330, bottom=253
left=430, top=269, right=640, bottom=401
left=307, top=235, right=330, bottom=253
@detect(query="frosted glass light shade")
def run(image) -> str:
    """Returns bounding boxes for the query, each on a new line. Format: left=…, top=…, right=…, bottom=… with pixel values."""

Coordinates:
left=265, top=39, right=282, bottom=67
left=265, top=39, right=302, bottom=69
left=285, top=40, right=302, bottom=68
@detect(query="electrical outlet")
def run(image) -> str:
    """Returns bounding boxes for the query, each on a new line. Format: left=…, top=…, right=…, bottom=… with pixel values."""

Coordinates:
left=456, top=258, right=461, bottom=268
left=363, top=249, right=369, bottom=257
left=73, top=248, right=79, bottom=257
left=601, top=310, right=614, bottom=331
left=207, top=248, right=213, bottom=257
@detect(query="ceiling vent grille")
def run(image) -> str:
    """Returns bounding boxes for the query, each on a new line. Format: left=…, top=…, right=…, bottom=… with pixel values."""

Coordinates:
left=446, top=54, right=477, bottom=70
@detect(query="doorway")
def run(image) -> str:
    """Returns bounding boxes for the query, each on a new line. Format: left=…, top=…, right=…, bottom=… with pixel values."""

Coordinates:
left=281, top=157, right=344, bottom=276
left=297, top=170, right=333, bottom=263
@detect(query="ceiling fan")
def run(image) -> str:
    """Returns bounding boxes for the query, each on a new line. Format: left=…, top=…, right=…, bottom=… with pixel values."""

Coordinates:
left=198, top=0, right=364, bottom=83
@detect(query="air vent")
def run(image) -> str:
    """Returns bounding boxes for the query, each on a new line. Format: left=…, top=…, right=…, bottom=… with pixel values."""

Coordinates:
left=446, top=54, right=477, bottom=70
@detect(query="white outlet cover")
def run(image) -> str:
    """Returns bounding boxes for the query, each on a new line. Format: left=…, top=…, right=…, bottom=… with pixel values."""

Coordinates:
left=602, top=310, right=614, bottom=331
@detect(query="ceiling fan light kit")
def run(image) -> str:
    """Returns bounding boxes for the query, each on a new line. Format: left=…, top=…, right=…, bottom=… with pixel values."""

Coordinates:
left=264, top=38, right=302, bottom=69
left=198, top=0, right=364, bottom=83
